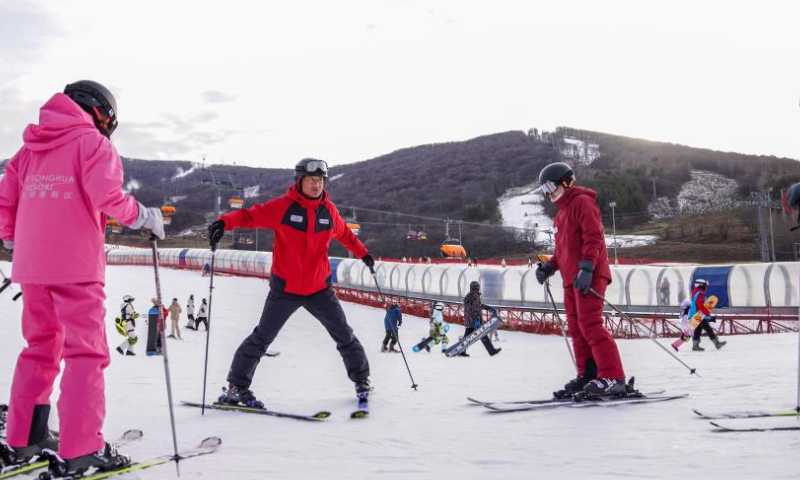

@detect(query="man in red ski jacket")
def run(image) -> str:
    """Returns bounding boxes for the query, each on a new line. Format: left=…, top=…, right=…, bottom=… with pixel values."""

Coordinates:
left=207, top=158, right=374, bottom=406
left=535, top=162, right=627, bottom=396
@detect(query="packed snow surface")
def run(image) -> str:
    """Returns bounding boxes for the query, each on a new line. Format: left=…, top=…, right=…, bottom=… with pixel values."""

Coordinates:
left=0, top=262, right=798, bottom=479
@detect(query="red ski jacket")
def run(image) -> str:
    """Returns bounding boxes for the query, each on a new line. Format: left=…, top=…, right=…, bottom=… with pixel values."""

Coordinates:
left=548, top=186, right=612, bottom=288
left=691, top=287, right=712, bottom=316
left=219, top=185, right=368, bottom=295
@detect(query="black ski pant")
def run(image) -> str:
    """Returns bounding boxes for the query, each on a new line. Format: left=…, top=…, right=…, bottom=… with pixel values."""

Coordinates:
left=382, top=330, right=398, bottom=349
left=194, top=317, right=208, bottom=331
left=693, top=319, right=718, bottom=341
left=227, top=287, right=370, bottom=388
left=463, top=326, right=499, bottom=355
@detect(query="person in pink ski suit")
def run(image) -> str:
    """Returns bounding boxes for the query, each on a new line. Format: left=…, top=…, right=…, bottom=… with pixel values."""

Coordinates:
left=0, top=81, right=164, bottom=472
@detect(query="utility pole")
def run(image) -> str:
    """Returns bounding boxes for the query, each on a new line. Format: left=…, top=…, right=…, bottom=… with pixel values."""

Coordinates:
left=752, top=192, right=771, bottom=262
left=609, top=201, right=619, bottom=266
left=767, top=188, right=777, bottom=262
left=652, top=178, right=657, bottom=199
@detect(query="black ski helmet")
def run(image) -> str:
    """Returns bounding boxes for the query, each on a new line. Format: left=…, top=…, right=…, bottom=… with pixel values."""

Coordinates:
left=469, top=280, right=480, bottom=291
left=64, top=80, right=118, bottom=138
left=538, top=162, right=575, bottom=194
left=294, top=158, right=328, bottom=190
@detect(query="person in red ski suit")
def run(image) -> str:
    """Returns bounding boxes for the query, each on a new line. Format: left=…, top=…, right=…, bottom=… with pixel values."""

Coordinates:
left=207, top=158, right=374, bottom=406
left=535, top=162, right=627, bottom=396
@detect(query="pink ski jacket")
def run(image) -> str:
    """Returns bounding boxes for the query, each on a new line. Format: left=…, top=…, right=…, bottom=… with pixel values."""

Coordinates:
left=0, top=93, right=141, bottom=284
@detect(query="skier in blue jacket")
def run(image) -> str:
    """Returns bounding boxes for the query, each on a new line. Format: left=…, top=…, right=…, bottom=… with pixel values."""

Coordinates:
left=381, top=304, right=402, bottom=352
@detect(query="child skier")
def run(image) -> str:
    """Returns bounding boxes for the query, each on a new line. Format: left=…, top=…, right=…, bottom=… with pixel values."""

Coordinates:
left=671, top=299, right=693, bottom=351
left=381, top=303, right=402, bottom=352
left=689, top=279, right=726, bottom=351
left=116, top=295, right=140, bottom=356
left=430, top=302, right=450, bottom=352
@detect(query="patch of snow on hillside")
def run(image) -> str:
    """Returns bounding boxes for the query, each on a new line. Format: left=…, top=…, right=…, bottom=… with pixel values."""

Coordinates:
left=172, top=165, right=197, bottom=180
left=499, top=183, right=553, bottom=243
left=329, top=173, right=345, bottom=182
left=169, top=195, right=188, bottom=203
left=561, top=136, right=600, bottom=165
left=677, top=170, right=738, bottom=214
left=244, top=186, right=260, bottom=198
left=607, top=234, right=658, bottom=248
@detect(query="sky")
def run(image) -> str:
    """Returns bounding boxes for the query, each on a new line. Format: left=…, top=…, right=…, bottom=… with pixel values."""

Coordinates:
left=1, top=0, right=800, bottom=169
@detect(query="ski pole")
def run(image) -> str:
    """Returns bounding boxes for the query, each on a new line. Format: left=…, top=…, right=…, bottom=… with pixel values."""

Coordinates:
left=149, top=235, right=182, bottom=474
left=0, top=267, right=21, bottom=301
left=201, top=242, right=218, bottom=415
left=368, top=265, right=419, bottom=390
left=542, top=275, right=577, bottom=371
left=589, top=287, right=700, bottom=377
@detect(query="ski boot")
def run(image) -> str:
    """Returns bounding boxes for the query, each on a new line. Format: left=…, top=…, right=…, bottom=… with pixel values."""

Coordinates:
left=46, top=442, right=130, bottom=478
left=692, top=339, right=704, bottom=351
left=0, top=431, right=59, bottom=467
left=355, top=378, right=373, bottom=395
left=553, top=375, right=594, bottom=399
left=380, top=345, right=388, bottom=353
left=219, top=384, right=265, bottom=409
left=712, top=337, right=727, bottom=349
left=581, top=378, right=628, bottom=398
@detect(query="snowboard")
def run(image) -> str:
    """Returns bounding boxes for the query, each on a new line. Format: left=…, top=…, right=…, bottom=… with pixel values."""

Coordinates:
left=444, top=315, right=500, bottom=357
left=412, top=324, right=450, bottom=352
left=146, top=307, right=161, bottom=355
left=686, top=295, right=718, bottom=332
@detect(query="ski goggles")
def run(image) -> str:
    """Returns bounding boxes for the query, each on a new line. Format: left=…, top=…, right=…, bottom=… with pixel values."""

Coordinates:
left=540, top=181, right=560, bottom=195
left=296, top=159, right=328, bottom=176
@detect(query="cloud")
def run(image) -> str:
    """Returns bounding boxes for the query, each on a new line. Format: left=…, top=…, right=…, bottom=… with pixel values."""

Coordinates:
left=0, top=2, right=64, bottom=83
left=114, top=112, right=236, bottom=159
left=202, top=90, right=237, bottom=104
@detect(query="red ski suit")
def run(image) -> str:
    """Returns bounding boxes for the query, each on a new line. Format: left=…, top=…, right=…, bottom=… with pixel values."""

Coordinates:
left=219, top=185, right=368, bottom=295
left=548, top=186, right=625, bottom=379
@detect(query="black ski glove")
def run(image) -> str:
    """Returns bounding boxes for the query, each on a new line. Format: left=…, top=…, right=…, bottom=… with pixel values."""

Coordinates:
left=362, top=254, right=375, bottom=270
left=573, top=260, right=595, bottom=296
left=707, top=316, right=716, bottom=323
left=208, top=220, right=226, bottom=247
left=535, top=262, right=555, bottom=285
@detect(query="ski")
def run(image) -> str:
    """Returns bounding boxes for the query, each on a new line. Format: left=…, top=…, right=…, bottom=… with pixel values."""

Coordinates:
left=693, top=409, right=800, bottom=420
left=469, top=389, right=666, bottom=407
left=483, top=393, right=687, bottom=413
left=37, top=436, right=220, bottom=480
left=709, top=421, right=800, bottom=433
left=181, top=401, right=330, bottom=422
left=0, top=430, right=142, bottom=480
left=262, top=351, right=281, bottom=357
left=350, top=392, right=369, bottom=419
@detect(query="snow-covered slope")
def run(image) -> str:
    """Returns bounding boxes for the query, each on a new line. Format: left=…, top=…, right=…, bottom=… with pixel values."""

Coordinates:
left=499, top=184, right=658, bottom=248
left=1, top=262, right=798, bottom=479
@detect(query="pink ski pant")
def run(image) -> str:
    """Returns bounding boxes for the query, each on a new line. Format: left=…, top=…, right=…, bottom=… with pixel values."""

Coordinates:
left=7, top=282, right=109, bottom=459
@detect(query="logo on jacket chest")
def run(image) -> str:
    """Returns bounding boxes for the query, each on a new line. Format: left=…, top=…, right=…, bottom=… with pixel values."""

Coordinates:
left=290, top=215, right=303, bottom=223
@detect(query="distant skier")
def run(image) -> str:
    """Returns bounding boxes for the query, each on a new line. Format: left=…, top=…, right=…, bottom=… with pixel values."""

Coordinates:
left=116, top=295, right=140, bottom=356
left=429, top=302, right=450, bottom=352
left=192, top=298, right=208, bottom=331
left=381, top=303, right=402, bottom=353
left=185, top=294, right=196, bottom=329
left=167, top=298, right=182, bottom=339
left=202, top=263, right=211, bottom=277
left=689, top=279, right=726, bottom=351
left=0, top=81, right=163, bottom=473
left=670, top=299, right=693, bottom=351
left=535, top=162, right=627, bottom=396
left=459, top=281, right=500, bottom=357
left=208, top=158, right=373, bottom=407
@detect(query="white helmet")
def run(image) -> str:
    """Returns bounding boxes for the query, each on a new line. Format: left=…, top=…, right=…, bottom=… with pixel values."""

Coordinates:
left=434, top=302, right=444, bottom=310
left=123, top=295, right=134, bottom=302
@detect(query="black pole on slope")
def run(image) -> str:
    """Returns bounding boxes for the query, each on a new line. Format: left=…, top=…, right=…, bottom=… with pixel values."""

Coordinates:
left=150, top=235, right=182, bottom=475
left=542, top=273, right=577, bottom=372
left=201, top=243, right=218, bottom=415
left=589, top=288, right=700, bottom=378
left=369, top=266, right=418, bottom=390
